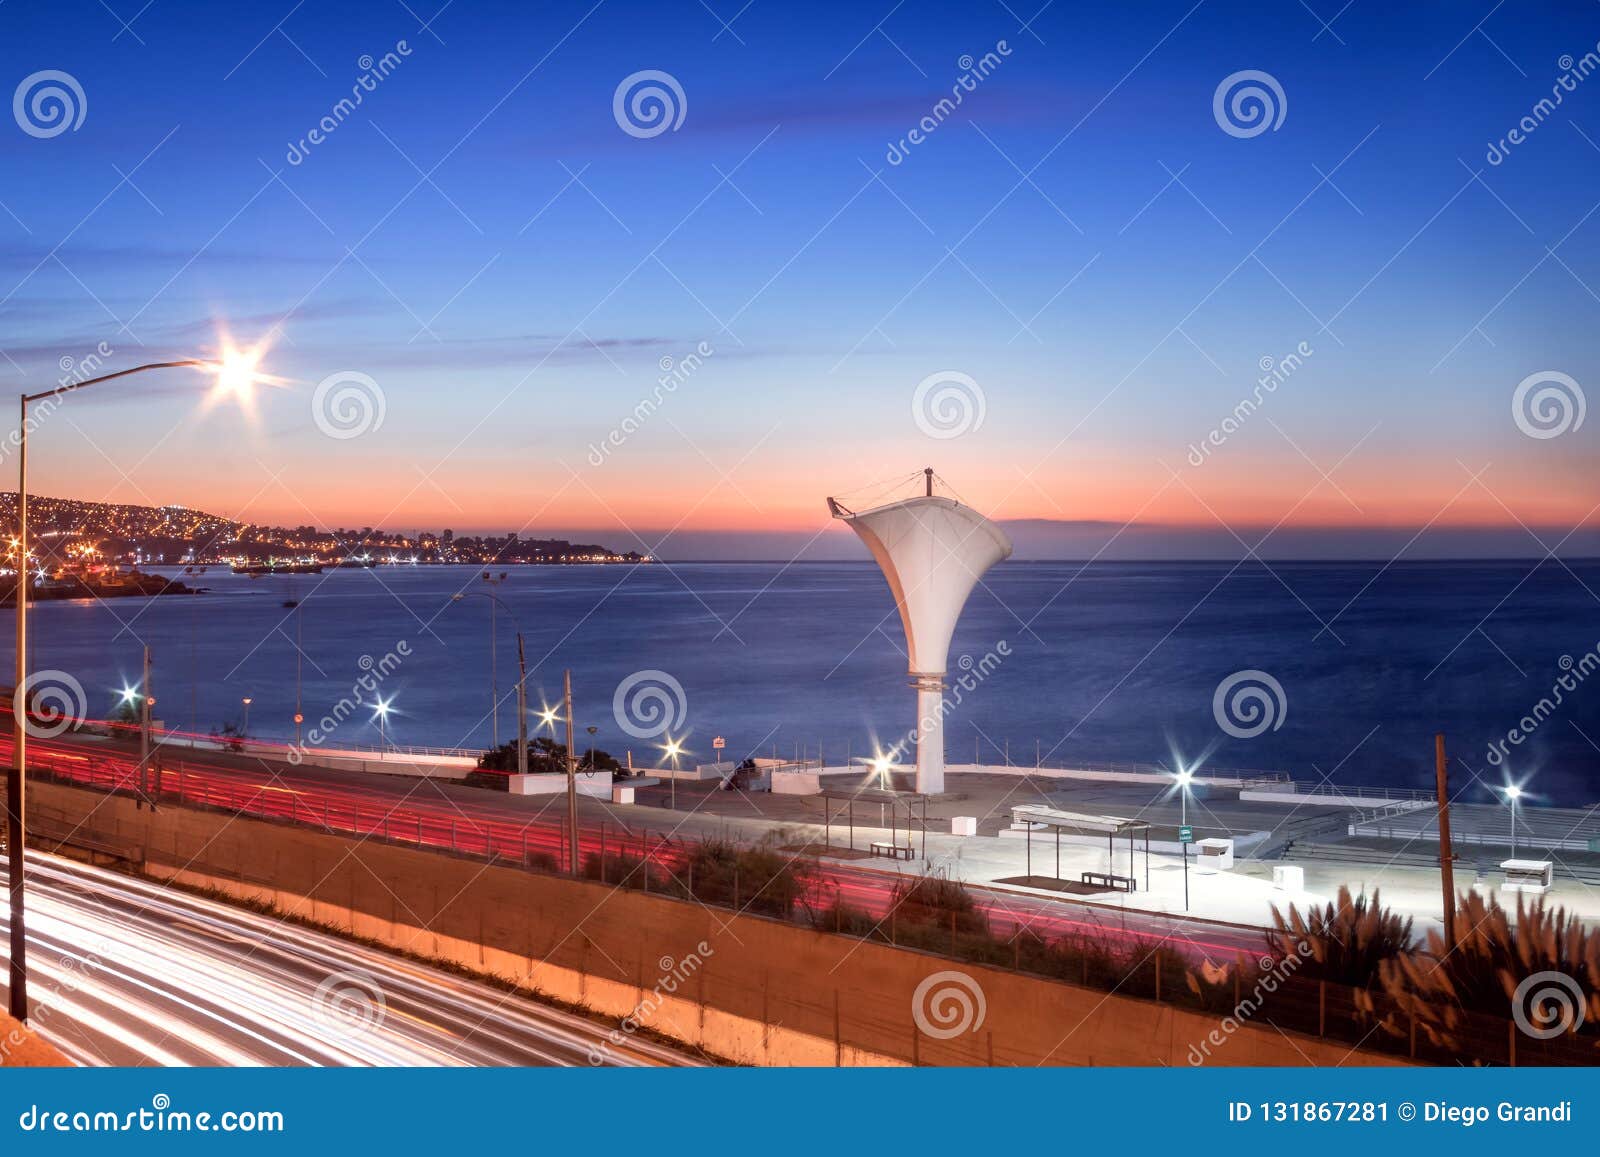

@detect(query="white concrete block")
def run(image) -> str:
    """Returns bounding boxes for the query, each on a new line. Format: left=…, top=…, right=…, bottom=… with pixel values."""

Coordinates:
left=1272, top=864, right=1304, bottom=891
left=611, top=785, right=635, bottom=805
left=951, top=815, right=977, bottom=836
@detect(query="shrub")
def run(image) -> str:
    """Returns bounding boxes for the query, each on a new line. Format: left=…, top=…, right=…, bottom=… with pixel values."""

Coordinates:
left=679, top=834, right=811, bottom=919
left=1266, top=885, right=1413, bottom=987
left=1362, top=891, right=1600, bottom=1052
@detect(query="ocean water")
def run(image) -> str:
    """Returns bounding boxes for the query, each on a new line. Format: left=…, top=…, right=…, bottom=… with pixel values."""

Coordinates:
left=6, top=560, right=1598, bottom=806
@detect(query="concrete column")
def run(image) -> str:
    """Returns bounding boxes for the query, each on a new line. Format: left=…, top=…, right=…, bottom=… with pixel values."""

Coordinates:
left=914, top=674, right=945, bottom=794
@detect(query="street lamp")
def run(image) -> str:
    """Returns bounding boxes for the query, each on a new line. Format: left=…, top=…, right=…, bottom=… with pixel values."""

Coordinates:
left=450, top=590, right=527, bottom=775
left=474, top=572, right=506, bottom=748
left=241, top=696, right=252, bottom=737
left=9, top=349, right=273, bottom=1022
left=1503, top=784, right=1523, bottom=858
left=372, top=695, right=393, bottom=751
left=1174, top=769, right=1194, bottom=912
left=661, top=737, right=683, bottom=810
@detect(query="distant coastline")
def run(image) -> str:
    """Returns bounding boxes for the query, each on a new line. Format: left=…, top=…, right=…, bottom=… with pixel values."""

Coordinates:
left=0, top=492, right=649, bottom=569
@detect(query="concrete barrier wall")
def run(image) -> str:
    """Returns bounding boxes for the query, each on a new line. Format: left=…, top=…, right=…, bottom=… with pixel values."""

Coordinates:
left=27, top=779, right=1405, bottom=1068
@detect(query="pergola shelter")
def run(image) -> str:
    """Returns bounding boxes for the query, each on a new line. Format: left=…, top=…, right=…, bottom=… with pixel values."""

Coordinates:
left=1010, top=804, right=1152, bottom=892
left=819, top=786, right=929, bottom=860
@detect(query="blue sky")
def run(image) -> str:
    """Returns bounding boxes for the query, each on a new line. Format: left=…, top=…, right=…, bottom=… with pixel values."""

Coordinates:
left=1, top=0, right=1596, bottom=557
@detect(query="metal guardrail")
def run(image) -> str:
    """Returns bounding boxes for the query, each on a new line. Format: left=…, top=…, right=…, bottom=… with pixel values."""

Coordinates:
left=1025, top=758, right=1292, bottom=782
left=1292, top=782, right=1437, bottom=802
left=144, top=728, right=485, bottom=761
left=1348, top=801, right=1434, bottom=824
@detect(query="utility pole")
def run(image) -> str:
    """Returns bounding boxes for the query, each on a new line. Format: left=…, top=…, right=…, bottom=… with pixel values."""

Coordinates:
left=1435, top=733, right=1456, bottom=952
left=515, top=634, right=528, bottom=776
left=139, top=646, right=152, bottom=807
left=294, top=601, right=304, bottom=747
left=9, top=397, right=28, bottom=1021
left=564, top=669, right=578, bottom=876
left=490, top=588, right=498, bottom=748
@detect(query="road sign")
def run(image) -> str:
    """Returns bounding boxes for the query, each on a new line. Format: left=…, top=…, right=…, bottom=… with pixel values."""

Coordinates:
left=712, top=736, right=726, bottom=749
left=1178, top=825, right=1194, bottom=843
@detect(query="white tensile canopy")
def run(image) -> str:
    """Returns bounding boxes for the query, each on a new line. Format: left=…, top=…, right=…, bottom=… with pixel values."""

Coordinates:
left=828, top=488, right=1012, bottom=794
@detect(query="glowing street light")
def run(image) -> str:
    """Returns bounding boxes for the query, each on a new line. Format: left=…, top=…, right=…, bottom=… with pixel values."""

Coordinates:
left=661, top=738, right=685, bottom=810
left=1174, top=768, right=1195, bottom=912
left=1174, top=768, right=1194, bottom=825
left=10, top=344, right=276, bottom=1023
left=241, top=696, right=253, bottom=737
left=371, top=695, right=393, bottom=752
left=1502, top=783, right=1524, bottom=857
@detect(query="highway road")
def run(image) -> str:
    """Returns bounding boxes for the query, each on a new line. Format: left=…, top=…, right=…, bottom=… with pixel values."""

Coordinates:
left=6, top=729, right=1265, bottom=965
left=0, top=851, right=695, bottom=1067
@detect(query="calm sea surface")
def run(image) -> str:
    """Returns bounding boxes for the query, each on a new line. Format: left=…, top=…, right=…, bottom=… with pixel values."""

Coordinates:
left=6, top=560, right=1598, bottom=805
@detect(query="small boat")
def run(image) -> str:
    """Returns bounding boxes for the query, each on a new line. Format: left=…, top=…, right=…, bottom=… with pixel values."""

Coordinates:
left=231, top=561, right=323, bottom=575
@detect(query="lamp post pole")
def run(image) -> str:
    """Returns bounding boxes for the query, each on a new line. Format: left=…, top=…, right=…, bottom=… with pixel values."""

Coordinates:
left=480, top=571, right=505, bottom=749
left=515, top=634, right=527, bottom=776
left=452, top=590, right=524, bottom=775
left=10, top=357, right=241, bottom=1022
left=139, top=646, right=152, bottom=805
left=564, top=669, right=578, bottom=876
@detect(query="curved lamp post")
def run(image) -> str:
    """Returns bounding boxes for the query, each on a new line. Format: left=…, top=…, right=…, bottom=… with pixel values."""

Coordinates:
left=8, top=349, right=268, bottom=1022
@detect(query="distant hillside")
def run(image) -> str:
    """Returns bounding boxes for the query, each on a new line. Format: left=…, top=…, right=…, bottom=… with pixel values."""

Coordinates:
left=0, top=493, right=646, bottom=566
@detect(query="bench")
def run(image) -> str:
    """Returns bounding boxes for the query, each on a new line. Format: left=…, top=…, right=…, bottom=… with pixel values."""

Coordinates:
left=1081, top=870, right=1136, bottom=892
left=869, top=841, right=914, bottom=861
